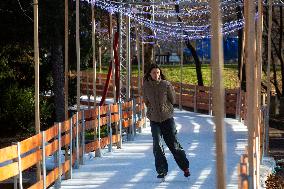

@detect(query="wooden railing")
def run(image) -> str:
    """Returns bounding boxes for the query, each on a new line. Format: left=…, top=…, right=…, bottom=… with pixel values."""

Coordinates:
left=238, top=106, right=266, bottom=189
left=80, top=72, right=246, bottom=118
left=0, top=97, right=146, bottom=189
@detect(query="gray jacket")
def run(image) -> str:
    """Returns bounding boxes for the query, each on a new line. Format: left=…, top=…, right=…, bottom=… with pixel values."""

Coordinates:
left=142, top=79, right=176, bottom=122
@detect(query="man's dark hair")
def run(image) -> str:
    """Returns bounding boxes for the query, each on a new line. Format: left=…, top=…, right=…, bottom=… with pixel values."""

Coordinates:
left=143, top=64, right=166, bottom=81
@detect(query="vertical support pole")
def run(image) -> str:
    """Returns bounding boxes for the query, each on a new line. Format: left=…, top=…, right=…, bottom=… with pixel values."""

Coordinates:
left=55, top=123, right=62, bottom=188
left=108, top=104, right=113, bottom=152
left=136, top=23, right=141, bottom=96
left=110, top=13, right=116, bottom=101
left=76, top=0, right=81, bottom=113
left=126, top=16, right=131, bottom=100
left=255, top=0, right=263, bottom=185
left=33, top=0, right=41, bottom=181
left=210, top=0, right=226, bottom=188
left=81, top=111, right=85, bottom=165
left=74, top=113, right=79, bottom=169
left=91, top=2, right=96, bottom=106
left=42, top=131, right=46, bottom=189
left=98, top=21, right=102, bottom=85
left=17, top=142, right=23, bottom=189
left=264, top=0, right=272, bottom=157
left=141, top=25, right=145, bottom=86
left=209, top=86, right=212, bottom=116
left=64, top=0, right=69, bottom=120
left=118, top=102, right=123, bottom=148
left=64, top=0, right=69, bottom=175
left=69, top=118, right=73, bottom=179
left=245, top=0, right=257, bottom=187
left=179, top=40, right=183, bottom=111
left=151, top=1, right=155, bottom=63
left=194, top=85, right=197, bottom=112
left=224, top=90, right=227, bottom=118
left=95, top=106, right=102, bottom=157
left=236, top=87, right=241, bottom=120
left=133, top=98, right=137, bottom=137
left=118, top=11, right=123, bottom=101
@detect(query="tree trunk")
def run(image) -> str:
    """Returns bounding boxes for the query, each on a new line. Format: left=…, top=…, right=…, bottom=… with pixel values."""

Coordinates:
left=51, top=40, right=65, bottom=122
left=185, top=40, right=204, bottom=86
left=279, top=7, right=284, bottom=96
left=175, top=4, right=204, bottom=86
left=237, top=2, right=246, bottom=91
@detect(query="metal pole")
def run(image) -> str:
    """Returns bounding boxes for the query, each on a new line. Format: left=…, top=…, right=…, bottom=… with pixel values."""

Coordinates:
left=264, top=0, right=272, bottom=157
left=179, top=40, right=183, bottom=110
left=17, top=142, right=23, bottom=189
left=98, top=21, right=102, bottom=85
left=42, top=132, right=46, bottom=189
left=141, top=25, right=145, bottom=85
left=65, top=0, right=69, bottom=120
left=110, top=13, right=116, bottom=102
left=92, top=2, right=99, bottom=147
left=209, top=0, right=226, bottom=188
left=136, top=23, right=141, bottom=96
left=64, top=0, right=69, bottom=179
left=33, top=0, right=41, bottom=181
left=76, top=0, right=81, bottom=112
left=126, top=16, right=131, bottom=100
left=151, top=0, right=155, bottom=63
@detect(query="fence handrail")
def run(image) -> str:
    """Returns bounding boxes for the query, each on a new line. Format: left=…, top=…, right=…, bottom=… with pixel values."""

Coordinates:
left=0, top=96, right=146, bottom=189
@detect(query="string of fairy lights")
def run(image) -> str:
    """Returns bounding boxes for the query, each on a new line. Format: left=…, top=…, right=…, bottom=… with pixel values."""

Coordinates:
left=93, top=0, right=243, bottom=40
left=90, top=0, right=284, bottom=41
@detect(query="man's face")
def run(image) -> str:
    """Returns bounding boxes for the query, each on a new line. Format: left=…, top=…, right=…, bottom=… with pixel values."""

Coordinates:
left=150, top=68, right=160, bottom=81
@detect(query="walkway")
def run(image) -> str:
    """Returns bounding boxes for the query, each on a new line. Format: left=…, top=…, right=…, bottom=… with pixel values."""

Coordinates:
left=54, top=110, right=247, bottom=189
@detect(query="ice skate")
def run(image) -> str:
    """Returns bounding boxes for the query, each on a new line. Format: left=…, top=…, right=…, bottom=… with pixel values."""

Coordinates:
left=157, top=173, right=166, bottom=182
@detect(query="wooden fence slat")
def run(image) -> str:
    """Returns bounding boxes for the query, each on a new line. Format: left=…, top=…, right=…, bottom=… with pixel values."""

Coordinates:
left=45, top=124, right=59, bottom=142
left=61, top=119, right=71, bottom=133
left=0, top=162, right=18, bottom=181
left=21, top=149, right=42, bottom=172
left=0, top=145, right=18, bottom=163
left=45, top=167, right=59, bottom=187
left=20, top=133, right=42, bottom=154
left=27, top=180, right=43, bottom=189
left=45, top=139, right=59, bottom=157
left=61, top=133, right=71, bottom=147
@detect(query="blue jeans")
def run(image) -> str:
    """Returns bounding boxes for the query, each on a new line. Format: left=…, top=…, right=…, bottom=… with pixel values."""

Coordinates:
left=150, top=118, right=189, bottom=175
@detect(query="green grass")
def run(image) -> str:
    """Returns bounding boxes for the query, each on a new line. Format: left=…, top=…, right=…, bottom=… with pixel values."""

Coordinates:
left=153, top=64, right=239, bottom=89
left=87, top=64, right=240, bottom=89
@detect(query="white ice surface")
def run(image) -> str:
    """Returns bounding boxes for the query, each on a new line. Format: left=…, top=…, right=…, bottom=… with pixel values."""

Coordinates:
left=52, top=110, right=248, bottom=189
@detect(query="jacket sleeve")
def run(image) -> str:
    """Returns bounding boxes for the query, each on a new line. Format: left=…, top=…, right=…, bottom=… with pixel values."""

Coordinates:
left=167, top=82, right=176, bottom=105
left=142, top=84, right=150, bottom=107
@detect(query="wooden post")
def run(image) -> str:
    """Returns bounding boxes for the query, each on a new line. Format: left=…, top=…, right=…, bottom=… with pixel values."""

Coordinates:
left=33, top=0, right=41, bottom=181
left=245, top=0, right=257, bottom=187
left=255, top=0, right=263, bottom=186
left=210, top=0, right=226, bottom=188
left=76, top=0, right=80, bottom=113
